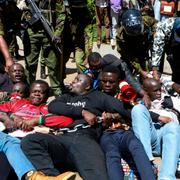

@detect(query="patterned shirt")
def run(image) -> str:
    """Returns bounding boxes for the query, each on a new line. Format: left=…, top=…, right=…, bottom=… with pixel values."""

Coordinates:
left=151, top=17, right=175, bottom=67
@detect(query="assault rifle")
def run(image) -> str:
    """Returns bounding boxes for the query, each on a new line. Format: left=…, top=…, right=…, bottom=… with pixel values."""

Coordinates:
left=25, top=0, right=62, bottom=54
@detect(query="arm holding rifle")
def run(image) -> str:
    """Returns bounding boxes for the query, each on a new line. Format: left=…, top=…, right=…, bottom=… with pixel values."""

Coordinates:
left=25, top=0, right=62, bottom=54
left=0, top=15, right=13, bottom=71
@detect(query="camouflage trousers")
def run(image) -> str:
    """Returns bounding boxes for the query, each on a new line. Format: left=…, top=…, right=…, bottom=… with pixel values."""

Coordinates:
left=24, top=28, right=62, bottom=96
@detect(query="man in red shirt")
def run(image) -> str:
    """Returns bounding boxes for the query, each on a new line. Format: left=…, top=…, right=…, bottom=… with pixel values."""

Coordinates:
left=0, top=79, right=73, bottom=131
left=0, top=79, right=75, bottom=180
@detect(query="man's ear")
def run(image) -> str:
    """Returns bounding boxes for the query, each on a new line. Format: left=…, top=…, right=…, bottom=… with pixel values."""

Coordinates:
left=142, top=86, right=147, bottom=92
left=85, top=84, right=91, bottom=91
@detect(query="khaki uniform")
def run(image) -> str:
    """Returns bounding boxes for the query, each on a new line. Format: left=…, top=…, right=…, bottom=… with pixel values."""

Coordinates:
left=54, top=0, right=93, bottom=76
left=116, top=15, right=156, bottom=75
left=25, top=0, right=64, bottom=96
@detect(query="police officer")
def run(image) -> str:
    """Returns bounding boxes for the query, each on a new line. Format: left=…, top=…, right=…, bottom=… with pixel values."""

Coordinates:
left=152, top=17, right=180, bottom=84
left=0, top=0, right=20, bottom=71
left=24, top=0, right=63, bottom=96
left=55, top=0, right=92, bottom=80
left=116, top=9, right=156, bottom=77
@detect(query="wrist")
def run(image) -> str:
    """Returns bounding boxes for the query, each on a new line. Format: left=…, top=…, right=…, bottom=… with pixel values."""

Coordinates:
left=5, top=56, right=13, bottom=62
left=82, top=109, right=88, bottom=116
left=39, top=115, right=44, bottom=125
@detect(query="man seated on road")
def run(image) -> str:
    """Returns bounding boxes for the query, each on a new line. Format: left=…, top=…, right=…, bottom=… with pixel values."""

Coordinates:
left=99, top=65, right=156, bottom=180
left=131, top=78, right=180, bottom=180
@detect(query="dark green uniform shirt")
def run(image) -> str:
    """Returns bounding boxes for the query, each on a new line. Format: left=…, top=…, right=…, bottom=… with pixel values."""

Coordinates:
left=0, top=2, right=21, bottom=38
left=116, top=15, right=157, bottom=72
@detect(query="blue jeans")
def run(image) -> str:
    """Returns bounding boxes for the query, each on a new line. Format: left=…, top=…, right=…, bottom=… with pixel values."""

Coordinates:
left=131, top=104, right=180, bottom=180
left=153, top=0, right=161, bottom=21
left=0, top=132, right=35, bottom=180
left=153, top=0, right=171, bottom=22
left=100, top=129, right=156, bottom=180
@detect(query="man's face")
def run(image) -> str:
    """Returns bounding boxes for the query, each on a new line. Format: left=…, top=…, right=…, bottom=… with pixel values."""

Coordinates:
left=70, top=74, right=89, bottom=95
left=101, top=72, right=119, bottom=94
left=89, top=59, right=102, bottom=71
left=9, top=64, right=25, bottom=83
left=147, top=82, right=161, bottom=101
left=29, top=83, right=48, bottom=105
left=12, top=83, right=26, bottom=98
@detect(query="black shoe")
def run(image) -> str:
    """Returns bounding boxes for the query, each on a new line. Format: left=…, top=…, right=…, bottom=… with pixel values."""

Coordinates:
left=40, top=66, right=47, bottom=79
left=176, top=170, right=180, bottom=178
left=176, top=159, right=180, bottom=178
left=151, top=162, right=158, bottom=179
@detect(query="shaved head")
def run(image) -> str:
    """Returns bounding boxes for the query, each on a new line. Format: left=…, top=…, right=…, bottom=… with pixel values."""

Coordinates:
left=143, top=78, right=160, bottom=90
left=143, top=78, right=161, bottom=100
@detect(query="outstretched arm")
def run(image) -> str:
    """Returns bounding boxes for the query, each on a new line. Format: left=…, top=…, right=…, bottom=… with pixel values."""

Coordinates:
left=0, top=36, right=13, bottom=71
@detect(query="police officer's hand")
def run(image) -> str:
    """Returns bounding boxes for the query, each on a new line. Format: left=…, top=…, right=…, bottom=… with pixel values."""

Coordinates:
left=131, top=61, right=142, bottom=73
left=152, top=69, right=160, bottom=81
left=52, top=36, right=61, bottom=45
left=82, top=109, right=97, bottom=126
left=5, top=57, right=13, bottom=72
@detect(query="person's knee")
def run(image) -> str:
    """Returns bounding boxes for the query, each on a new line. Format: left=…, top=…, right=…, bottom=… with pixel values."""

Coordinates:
left=21, top=134, right=41, bottom=151
left=164, top=122, right=180, bottom=136
left=0, top=133, right=20, bottom=150
left=128, top=135, right=144, bottom=152
left=100, top=134, right=111, bottom=147
left=131, top=104, right=150, bottom=123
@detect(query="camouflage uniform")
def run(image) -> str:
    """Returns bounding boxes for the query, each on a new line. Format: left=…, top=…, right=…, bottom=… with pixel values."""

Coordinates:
left=54, top=0, right=92, bottom=77
left=116, top=15, right=156, bottom=76
left=85, top=0, right=95, bottom=56
left=24, top=0, right=63, bottom=96
left=151, top=17, right=180, bottom=84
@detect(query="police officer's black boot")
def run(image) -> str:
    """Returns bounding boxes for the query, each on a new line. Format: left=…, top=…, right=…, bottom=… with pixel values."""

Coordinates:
left=40, top=66, right=46, bottom=79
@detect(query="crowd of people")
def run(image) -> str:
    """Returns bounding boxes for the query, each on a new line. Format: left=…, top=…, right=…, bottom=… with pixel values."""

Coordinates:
left=0, top=0, right=180, bottom=180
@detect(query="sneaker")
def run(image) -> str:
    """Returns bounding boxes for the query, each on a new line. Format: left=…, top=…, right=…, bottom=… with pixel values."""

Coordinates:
left=97, top=39, right=101, bottom=48
left=110, top=39, right=116, bottom=49
left=26, top=171, right=76, bottom=180
left=176, top=170, right=180, bottom=178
